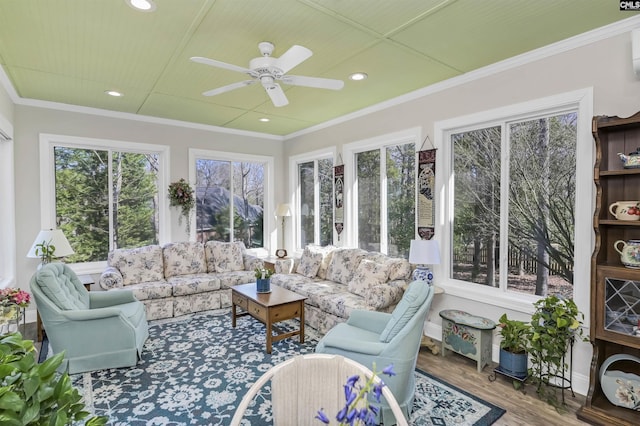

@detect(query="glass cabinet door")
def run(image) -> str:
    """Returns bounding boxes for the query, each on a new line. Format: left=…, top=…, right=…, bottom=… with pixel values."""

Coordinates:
left=604, top=277, right=640, bottom=336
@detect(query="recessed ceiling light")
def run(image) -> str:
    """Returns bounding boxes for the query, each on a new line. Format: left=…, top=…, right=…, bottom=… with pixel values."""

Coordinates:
left=349, top=72, right=368, bottom=81
left=126, top=0, right=156, bottom=12
left=105, top=90, right=123, bottom=97
left=259, top=118, right=270, bottom=122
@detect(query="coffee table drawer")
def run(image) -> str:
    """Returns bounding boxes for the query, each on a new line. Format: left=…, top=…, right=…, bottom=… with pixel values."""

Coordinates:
left=270, top=301, right=302, bottom=322
left=232, top=293, right=248, bottom=310
left=248, top=300, right=267, bottom=322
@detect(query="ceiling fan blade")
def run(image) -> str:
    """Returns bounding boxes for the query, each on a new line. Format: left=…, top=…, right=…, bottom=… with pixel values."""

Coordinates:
left=275, top=45, right=312, bottom=74
left=190, top=56, right=252, bottom=74
left=281, top=75, right=344, bottom=90
left=264, top=83, right=289, bottom=107
left=202, top=80, right=256, bottom=97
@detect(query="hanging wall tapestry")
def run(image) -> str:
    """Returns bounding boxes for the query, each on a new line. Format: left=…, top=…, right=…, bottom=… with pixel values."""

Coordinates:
left=417, top=149, right=436, bottom=240
left=334, top=164, right=344, bottom=241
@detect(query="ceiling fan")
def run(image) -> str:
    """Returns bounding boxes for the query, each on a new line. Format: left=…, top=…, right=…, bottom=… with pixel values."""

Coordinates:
left=191, top=41, right=344, bottom=107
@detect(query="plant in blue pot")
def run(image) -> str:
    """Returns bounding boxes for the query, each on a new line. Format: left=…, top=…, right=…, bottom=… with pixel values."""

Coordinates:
left=255, top=267, right=273, bottom=293
left=497, top=313, right=531, bottom=384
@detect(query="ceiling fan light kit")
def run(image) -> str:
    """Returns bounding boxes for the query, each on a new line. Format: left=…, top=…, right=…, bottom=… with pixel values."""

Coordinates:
left=191, top=41, right=344, bottom=107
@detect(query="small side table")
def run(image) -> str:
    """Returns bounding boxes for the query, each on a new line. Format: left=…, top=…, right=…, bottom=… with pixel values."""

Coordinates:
left=262, top=256, right=295, bottom=274
left=420, top=285, right=444, bottom=355
left=37, top=274, right=94, bottom=342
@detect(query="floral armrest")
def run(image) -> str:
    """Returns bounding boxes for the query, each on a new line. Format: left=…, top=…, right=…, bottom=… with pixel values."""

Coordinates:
left=243, top=254, right=263, bottom=271
left=365, top=284, right=404, bottom=309
left=275, top=258, right=296, bottom=274
left=99, top=267, right=124, bottom=290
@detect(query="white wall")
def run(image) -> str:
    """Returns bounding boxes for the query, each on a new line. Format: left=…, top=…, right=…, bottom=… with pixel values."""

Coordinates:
left=0, top=74, right=16, bottom=288
left=283, top=29, right=640, bottom=395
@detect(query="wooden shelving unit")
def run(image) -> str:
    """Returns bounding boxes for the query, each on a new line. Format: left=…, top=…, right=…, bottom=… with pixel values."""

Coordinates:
left=577, top=112, right=640, bottom=425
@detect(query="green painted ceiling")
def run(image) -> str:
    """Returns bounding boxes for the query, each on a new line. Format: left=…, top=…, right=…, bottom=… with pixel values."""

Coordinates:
left=0, top=0, right=636, bottom=136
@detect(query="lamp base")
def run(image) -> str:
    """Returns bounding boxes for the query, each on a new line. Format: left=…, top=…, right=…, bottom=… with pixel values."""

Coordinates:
left=412, top=266, right=434, bottom=285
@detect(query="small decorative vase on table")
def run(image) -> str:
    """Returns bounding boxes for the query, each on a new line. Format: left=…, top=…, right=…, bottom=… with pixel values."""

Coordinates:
left=255, top=267, right=273, bottom=293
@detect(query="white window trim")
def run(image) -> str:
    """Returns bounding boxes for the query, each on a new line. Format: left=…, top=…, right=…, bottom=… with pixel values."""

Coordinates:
left=434, top=88, right=594, bottom=317
left=288, top=147, right=337, bottom=253
left=189, top=148, right=275, bottom=258
left=0, top=113, right=15, bottom=288
left=343, top=127, right=421, bottom=250
left=39, top=133, right=171, bottom=274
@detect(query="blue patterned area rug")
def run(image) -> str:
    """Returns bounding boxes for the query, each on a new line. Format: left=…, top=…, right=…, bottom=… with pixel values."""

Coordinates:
left=67, top=309, right=504, bottom=425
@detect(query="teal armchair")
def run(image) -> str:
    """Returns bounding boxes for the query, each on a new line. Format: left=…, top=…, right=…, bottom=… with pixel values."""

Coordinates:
left=315, top=281, right=434, bottom=424
left=30, top=263, right=148, bottom=374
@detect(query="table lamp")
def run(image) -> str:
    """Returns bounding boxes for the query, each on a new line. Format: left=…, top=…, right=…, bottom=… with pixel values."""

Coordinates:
left=408, top=239, right=440, bottom=285
left=275, top=204, right=291, bottom=258
left=27, top=229, right=75, bottom=267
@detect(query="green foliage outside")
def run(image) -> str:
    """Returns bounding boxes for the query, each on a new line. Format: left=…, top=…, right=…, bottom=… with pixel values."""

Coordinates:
left=54, top=147, right=158, bottom=262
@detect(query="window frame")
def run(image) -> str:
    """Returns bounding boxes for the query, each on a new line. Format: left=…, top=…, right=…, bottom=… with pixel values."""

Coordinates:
left=39, top=133, right=170, bottom=274
left=288, top=147, right=336, bottom=253
left=189, top=148, right=274, bottom=257
left=0, top=113, right=15, bottom=288
left=343, top=127, right=420, bottom=254
left=435, top=88, right=593, bottom=315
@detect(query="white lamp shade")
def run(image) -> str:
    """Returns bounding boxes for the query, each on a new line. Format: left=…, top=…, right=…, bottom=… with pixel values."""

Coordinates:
left=27, top=229, right=75, bottom=259
left=275, top=203, right=292, bottom=217
left=408, top=239, right=440, bottom=265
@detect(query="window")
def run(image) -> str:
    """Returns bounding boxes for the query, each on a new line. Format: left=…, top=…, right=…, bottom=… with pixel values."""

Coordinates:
left=438, top=89, right=593, bottom=305
left=0, top=116, right=15, bottom=287
left=345, top=129, right=417, bottom=258
left=40, top=134, right=169, bottom=268
left=297, top=157, right=333, bottom=248
left=191, top=150, right=274, bottom=250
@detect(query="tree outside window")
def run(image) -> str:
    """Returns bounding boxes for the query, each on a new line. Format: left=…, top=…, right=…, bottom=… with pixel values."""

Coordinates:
left=195, top=158, right=264, bottom=248
left=355, top=142, right=415, bottom=258
left=298, top=158, right=333, bottom=248
left=451, top=112, right=577, bottom=297
left=54, top=146, right=159, bottom=263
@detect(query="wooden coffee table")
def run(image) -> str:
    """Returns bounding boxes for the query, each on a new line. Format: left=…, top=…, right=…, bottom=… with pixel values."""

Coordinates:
left=231, top=283, right=307, bottom=354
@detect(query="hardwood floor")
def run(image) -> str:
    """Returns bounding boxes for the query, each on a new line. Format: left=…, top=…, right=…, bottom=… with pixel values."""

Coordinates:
left=416, top=346, right=589, bottom=426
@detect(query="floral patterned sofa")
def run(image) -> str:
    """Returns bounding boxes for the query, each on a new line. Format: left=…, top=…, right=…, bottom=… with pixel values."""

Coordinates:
left=271, top=246, right=412, bottom=334
left=99, top=241, right=262, bottom=320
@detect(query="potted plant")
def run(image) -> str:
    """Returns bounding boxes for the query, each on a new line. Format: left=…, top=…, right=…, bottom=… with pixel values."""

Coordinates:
left=0, top=332, right=107, bottom=425
left=497, top=313, right=530, bottom=380
left=528, top=294, right=587, bottom=408
left=254, top=267, right=273, bottom=293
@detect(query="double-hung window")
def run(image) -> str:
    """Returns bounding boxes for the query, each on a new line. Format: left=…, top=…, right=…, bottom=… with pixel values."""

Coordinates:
left=190, top=149, right=273, bottom=250
left=40, top=134, right=169, bottom=269
left=345, top=128, right=417, bottom=258
left=437, top=89, right=593, bottom=307
left=291, top=150, right=334, bottom=250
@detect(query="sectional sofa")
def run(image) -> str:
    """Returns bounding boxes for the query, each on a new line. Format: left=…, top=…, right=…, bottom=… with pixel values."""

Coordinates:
left=99, top=241, right=262, bottom=320
left=271, top=246, right=412, bottom=334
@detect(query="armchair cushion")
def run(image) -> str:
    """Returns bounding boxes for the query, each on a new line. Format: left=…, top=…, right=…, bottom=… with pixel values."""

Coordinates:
left=348, top=259, right=389, bottom=297
left=205, top=241, right=245, bottom=272
left=379, top=281, right=430, bottom=343
left=35, top=265, right=89, bottom=310
left=109, top=244, right=164, bottom=285
left=296, top=246, right=323, bottom=278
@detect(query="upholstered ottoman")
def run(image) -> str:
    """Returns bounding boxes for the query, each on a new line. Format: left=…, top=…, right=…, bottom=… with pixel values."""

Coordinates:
left=440, top=309, right=495, bottom=372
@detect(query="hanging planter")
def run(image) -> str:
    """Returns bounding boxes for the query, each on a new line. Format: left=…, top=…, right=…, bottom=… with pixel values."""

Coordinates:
left=168, top=179, right=195, bottom=233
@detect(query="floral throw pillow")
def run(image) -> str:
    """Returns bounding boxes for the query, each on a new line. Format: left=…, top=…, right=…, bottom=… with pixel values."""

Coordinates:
left=205, top=241, right=244, bottom=272
left=348, top=259, right=390, bottom=297
left=109, top=245, right=164, bottom=286
left=326, top=248, right=367, bottom=285
left=296, top=247, right=323, bottom=278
